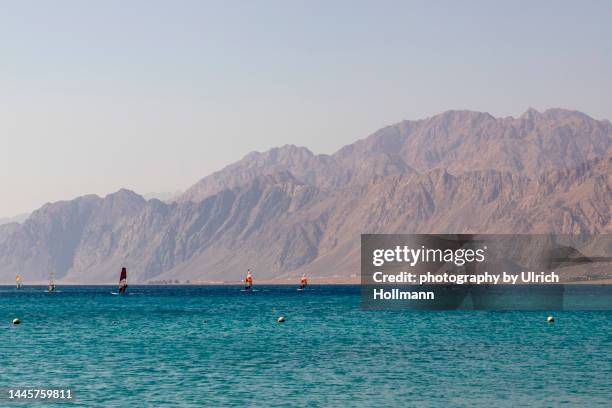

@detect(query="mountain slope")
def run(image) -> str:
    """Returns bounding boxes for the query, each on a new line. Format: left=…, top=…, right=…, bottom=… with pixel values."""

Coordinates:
left=180, top=109, right=611, bottom=204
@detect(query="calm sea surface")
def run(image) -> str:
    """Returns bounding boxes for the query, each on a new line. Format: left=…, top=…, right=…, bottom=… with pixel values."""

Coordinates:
left=1, top=285, right=610, bottom=407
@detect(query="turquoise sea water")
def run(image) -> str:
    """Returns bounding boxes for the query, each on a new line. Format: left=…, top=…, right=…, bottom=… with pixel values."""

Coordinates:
left=1, top=285, right=610, bottom=407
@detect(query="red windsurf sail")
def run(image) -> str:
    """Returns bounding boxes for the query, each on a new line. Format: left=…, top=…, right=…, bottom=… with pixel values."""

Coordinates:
left=119, top=268, right=127, bottom=282
left=119, top=267, right=128, bottom=294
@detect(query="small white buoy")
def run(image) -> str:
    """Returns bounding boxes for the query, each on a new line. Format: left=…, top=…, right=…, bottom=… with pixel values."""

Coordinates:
left=277, top=316, right=285, bottom=323
left=547, top=316, right=555, bottom=323
left=12, top=318, right=20, bottom=325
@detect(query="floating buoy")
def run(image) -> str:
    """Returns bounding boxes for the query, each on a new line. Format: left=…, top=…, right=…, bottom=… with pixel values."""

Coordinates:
left=12, top=318, right=20, bottom=325
left=547, top=316, right=555, bottom=323
left=277, top=316, right=285, bottom=323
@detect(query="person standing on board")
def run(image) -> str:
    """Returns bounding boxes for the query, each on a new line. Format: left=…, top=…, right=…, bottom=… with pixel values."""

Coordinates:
left=119, top=267, right=128, bottom=295
left=245, top=269, right=253, bottom=291
left=299, top=274, right=308, bottom=290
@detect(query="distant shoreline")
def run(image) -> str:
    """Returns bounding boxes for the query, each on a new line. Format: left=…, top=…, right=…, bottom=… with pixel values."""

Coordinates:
left=2, top=280, right=611, bottom=286
left=0, top=282, right=362, bottom=286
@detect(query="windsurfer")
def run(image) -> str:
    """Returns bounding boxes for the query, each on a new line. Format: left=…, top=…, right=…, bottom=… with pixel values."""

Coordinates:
left=299, top=274, right=308, bottom=290
left=245, top=269, right=253, bottom=290
left=119, top=267, right=128, bottom=295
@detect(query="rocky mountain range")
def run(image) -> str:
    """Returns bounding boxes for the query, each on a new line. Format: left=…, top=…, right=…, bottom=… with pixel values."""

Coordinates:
left=0, top=108, right=610, bottom=283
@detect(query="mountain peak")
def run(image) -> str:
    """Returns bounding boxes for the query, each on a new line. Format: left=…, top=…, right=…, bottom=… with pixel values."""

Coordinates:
left=521, top=107, right=541, bottom=118
left=519, top=107, right=601, bottom=123
left=541, top=108, right=597, bottom=122
left=178, top=144, right=333, bottom=203
left=433, top=109, right=495, bottom=121
left=242, top=144, right=315, bottom=162
left=105, top=188, right=141, bottom=199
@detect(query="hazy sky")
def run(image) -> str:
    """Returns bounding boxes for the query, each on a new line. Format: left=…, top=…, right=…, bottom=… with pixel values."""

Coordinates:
left=1, top=0, right=611, bottom=217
